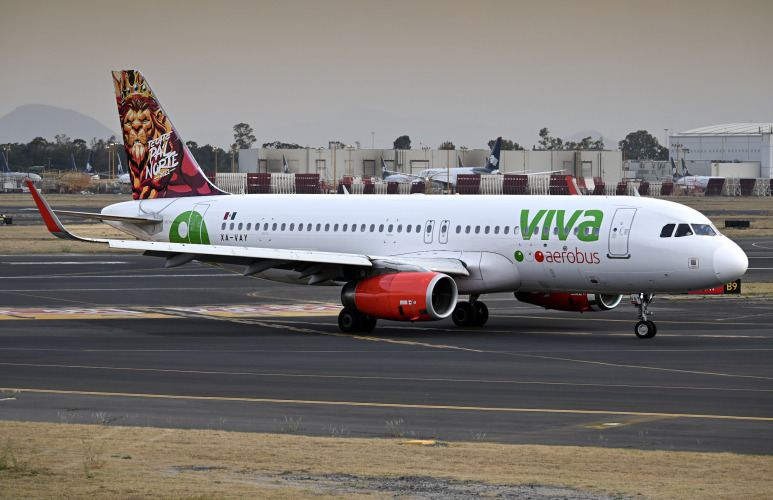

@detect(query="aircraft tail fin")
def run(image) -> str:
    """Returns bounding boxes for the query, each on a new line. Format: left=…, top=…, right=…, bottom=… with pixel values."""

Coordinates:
left=70, top=154, right=78, bottom=172
left=457, top=155, right=463, bottom=168
left=283, top=155, right=291, bottom=174
left=681, top=158, right=692, bottom=176
left=116, top=153, right=124, bottom=175
left=670, top=158, right=678, bottom=181
left=381, top=156, right=389, bottom=180
left=483, top=137, right=502, bottom=172
left=84, top=151, right=95, bottom=174
left=0, top=152, right=8, bottom=173
left=112, top=70, right=227, bottom=199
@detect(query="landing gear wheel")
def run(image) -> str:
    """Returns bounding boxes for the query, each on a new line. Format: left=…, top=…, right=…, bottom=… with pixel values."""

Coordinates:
left=338, top=309, right=359, bottom=333
left=473, top=302, right=489, bottom=326
left=452, top=302, right=476, bottom=327
left=358, top=315, right=377, bottom=333
left=634, top=320, right=657, bottom=339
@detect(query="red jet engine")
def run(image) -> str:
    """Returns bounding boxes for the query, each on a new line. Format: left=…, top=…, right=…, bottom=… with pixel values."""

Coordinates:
left=514, top=292, right=623, bottom=312
left=342, top=272, right=458, bottom=321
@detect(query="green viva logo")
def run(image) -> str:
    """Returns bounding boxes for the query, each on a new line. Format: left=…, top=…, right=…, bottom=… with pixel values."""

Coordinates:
left=521, top=209, right=603, bottom=242
left=169, top=211, right=210, bottom=244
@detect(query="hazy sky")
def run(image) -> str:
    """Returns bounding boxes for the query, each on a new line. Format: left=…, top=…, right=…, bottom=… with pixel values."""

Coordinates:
left=2, top=0, right=772, bottom=150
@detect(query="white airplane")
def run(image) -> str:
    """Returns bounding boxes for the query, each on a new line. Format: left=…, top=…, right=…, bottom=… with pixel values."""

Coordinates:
left=380, top=138, right=503, bottom=188
left=27, top=70, right=748, bottom=339
left=2, top=152, right=41, bottom=182
left=671, top=158, right=716, bottom=191
left=116, top=153, right=130, bottom=184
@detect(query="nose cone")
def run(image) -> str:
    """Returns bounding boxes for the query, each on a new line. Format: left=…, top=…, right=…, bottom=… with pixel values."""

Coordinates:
left=713, top=241, right=748, bottom=283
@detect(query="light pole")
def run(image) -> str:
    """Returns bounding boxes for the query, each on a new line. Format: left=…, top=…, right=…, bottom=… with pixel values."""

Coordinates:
left=459, top=146, right=468, bottom=166
left=213, top=147, right=219, bottom=174
left=316, top=147, right=324, bottom=176
left=332, top=141, right=339, bottom=193
left=446, top=148, right=450, bottom=194
left=371, top=131, right=375, bottom=150
left=346, top=145, right=355, bottom=178
left=422, top=146, right=430, bottom=193
left=231, top=145, right=237, bottom=173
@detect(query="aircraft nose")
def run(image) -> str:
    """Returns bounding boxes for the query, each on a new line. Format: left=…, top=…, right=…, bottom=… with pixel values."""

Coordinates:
left=713, top=241, right=748, bottom=282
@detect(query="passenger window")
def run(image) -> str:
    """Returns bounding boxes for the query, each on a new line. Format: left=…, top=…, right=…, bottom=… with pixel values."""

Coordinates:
left=280, top=223, right=286, bottom=231
left=542, top=226, right=550, bottom=237
left=238, top=223, right=243, bottom=230
left=484, top=226, right=490, bottom=234
left=289, top=223, right=294, bottom=231
left=246, top=223, right=251, bottom=231
left=388, top=224, right=393, bottom=233
left=342, top=224, right=347, bottom=231
left=299, top=223, right=304, bottom=231
left=456, top=225, right=461, bottom=234
left=465, top=225, right=471, bottom=234
left=494, top=226, right=499, bottom=234
left=316, top=223, right=321, bottom=231
left=370, top=224, right=375, bottom=232
left=573, top=227, right=579, bottom=236
left=441, top=223, right=447, bottom=233
left=360, top=224, right=366, bottom=232
left=514, top=226, right=520, bottom=235
left=426, top=224, right=432, bottom=233
left=230, top=222, right=235, bottom=230
left=351, top=224, right=356, bottom=232
left=660, top=224, right=675, bottom=237
left=674, top=223, right=693, bottom=237
left=416, top=225, right=421, bottom=233
left=379, top=224, right=384, bottom=232
left=307, top=223, right=312, bottom=231
left=475, top=226, right=480, bottom=234
left=325, top=223, right=330, bottom=231
left=407, top=225, right=412, bottom=233
left=397, top=224, right=402, bottom=233
left=553, top=227, right=558, bottom=235
left=334, top=223, right=339, bottom=231
left=503, top=226, right=509, bottom=235
left=221, top=222, right=226, bottom=230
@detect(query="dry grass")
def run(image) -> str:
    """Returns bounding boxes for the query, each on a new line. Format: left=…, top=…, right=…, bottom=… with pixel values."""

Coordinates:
left=0, top=224, right=134, bottom=254
left=1, top=421, right=771, bottom=499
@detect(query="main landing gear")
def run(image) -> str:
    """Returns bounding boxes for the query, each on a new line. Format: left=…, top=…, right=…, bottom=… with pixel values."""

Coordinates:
left=338, top=308, right=377, bottom=333
left=631, top=293, right=657, bottom=339
left=452, top=294, right=489, bottom=327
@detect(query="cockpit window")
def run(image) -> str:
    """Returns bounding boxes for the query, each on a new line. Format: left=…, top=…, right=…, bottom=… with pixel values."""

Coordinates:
left=674, top=223, right=693, bottom=237
left=692, top=224, right=716, bottom=236
left=660, top=223, right=675, bottom=238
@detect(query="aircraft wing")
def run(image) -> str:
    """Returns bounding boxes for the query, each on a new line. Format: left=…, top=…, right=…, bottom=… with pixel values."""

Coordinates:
left=27, top=180, right=469, bottom=278
left=53, top=210, right=162, bottom=224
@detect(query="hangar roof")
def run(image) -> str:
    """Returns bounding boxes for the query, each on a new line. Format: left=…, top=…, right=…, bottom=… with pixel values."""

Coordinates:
left=676, top=123, right=773, bottom=136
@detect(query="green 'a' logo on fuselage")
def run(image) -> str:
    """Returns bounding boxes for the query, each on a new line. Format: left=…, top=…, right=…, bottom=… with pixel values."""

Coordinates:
left=520, top=209, right=603, bottom=242
left=169, top=210, right=210, bottom=244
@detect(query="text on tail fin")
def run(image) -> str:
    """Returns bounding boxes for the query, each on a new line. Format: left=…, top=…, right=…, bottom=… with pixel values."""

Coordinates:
left=112, top=70, right=226, bottom=200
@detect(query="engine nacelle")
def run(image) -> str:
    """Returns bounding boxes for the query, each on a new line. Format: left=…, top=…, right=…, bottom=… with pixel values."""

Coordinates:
left=514, top=292, right=623, bottom=312
left=342, top=272, right=458, bottom=321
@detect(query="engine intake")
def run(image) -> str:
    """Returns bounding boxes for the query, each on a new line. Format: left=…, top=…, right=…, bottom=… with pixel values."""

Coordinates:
left=514, top=292, right=623, bottom=312
left=342, top=272, right=458, bottom=321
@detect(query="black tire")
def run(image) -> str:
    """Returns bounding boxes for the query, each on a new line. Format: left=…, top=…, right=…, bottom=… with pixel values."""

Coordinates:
left=358, top=315, right=378, bottom=333
left=452, top=302, right=476, bottom=327
left=338, top=309, right=359, bottom=333
left=634, top=320, right=657, bottom=339
left=473, top=302, right=489, bottom=326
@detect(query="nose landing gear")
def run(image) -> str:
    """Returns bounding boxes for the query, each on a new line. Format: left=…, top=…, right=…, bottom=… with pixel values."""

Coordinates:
left=631, top=293, right=657, bottom=338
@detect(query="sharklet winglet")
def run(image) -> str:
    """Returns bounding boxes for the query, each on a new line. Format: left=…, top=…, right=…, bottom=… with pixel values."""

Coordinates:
left=26, top=180, right=110, bottom=243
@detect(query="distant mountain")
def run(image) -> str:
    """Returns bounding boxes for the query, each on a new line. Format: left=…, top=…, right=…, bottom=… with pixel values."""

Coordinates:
left=0, top=104, right=118, bottom=144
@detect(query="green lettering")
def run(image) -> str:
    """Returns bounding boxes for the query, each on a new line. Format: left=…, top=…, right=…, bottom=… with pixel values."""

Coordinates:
left=556, top=210, right=583, bottom=241
left=577, top=209, right=603, bottom=242
left=521, top=209, right=546, bottom=240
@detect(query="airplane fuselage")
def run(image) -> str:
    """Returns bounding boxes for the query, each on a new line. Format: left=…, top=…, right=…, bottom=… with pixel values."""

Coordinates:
left=101, top=194, right=745, bottom=296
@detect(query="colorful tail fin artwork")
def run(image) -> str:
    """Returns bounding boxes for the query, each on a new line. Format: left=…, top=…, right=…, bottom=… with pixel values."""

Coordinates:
left=1, top=152, right=9, bottom=173
left=112, top=70, right=227, bottom=199
left=84, top=151, right=95, bottom=175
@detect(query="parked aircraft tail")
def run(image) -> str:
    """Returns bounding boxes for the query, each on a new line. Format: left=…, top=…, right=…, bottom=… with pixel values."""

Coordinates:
left=84, top=151, right=95, bottom=175
left=681, top=158, right=692, bottom=177
left=282, top=155, right=291, bottom=174
left=670, top=157, right=678, bottom=181
left=70, top=154, right=78, bottom=171
left=381, top=156, right=389, bottom=180
left=112, top=70, right=227, bottom=199
left=116, top=153, right=124, bottom=175
left=457, top=155, right=463, bottom=168
left=473, top=137, right=502, bottom=174
left=2, top=152, right=10, bottom=173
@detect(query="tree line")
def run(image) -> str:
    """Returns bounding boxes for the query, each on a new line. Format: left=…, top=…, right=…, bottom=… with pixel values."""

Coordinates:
left=1, top=124, right=668, bottom=175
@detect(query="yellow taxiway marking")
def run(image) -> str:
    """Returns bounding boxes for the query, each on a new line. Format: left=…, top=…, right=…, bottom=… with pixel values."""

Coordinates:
left=3, top=362, right=770, bottom=394
left=3, top=387, right=772, bottom=422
